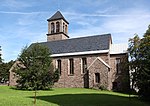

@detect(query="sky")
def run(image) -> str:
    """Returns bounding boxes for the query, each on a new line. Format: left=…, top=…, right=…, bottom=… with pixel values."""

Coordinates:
left=0, top=0, right=150, bottom=62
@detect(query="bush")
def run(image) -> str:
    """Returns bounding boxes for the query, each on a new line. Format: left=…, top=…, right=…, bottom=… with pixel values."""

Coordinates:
left=99, top=85, right=107, bottom=90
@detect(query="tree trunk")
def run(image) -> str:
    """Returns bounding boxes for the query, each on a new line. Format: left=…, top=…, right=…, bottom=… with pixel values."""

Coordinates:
left=34, top=90, right=36, bottom=106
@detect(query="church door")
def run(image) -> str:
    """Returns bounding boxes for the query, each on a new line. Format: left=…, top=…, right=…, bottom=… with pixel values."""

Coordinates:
left=83, top=70, right=89, bottom=88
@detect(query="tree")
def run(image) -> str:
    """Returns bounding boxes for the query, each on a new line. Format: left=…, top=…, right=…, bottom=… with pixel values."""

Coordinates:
left=53, top=69, right=60, bottom=82
left=0, top=60, right=14, bottom=84
left=0, top=46, right=2, bottom=63
left=128, top=26, right=150, bottom=100
left=14, top=43, right=60, bottom=106
left=137, top=26, right=150, bottom=99
left=128, top=34, right=141, bottom=90
left=0, top=56, right=2, bottom=64
left=14, top=43, right=54, bottom=90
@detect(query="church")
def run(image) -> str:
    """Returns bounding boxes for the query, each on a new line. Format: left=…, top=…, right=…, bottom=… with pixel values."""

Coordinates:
left=9, top=11, right=129, bottom=91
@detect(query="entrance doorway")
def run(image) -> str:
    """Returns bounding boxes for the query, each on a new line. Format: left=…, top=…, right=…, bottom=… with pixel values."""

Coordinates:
left=84, top=70, right=89, bottom=88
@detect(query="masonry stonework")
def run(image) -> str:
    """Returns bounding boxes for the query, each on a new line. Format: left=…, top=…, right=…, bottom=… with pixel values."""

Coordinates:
left=110, top=54, right=130, bottom=91
left=47, top=33, right=68, bottom=41
left=53, top=54, right=111, bottom=89
left=9, top=71, right=17, bottom=86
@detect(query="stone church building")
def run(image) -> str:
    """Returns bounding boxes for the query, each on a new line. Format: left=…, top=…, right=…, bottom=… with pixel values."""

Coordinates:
left=9, top=11, right=129, bottom=91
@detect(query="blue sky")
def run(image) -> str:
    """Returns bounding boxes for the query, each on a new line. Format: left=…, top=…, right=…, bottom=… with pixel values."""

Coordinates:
left=0, top=0, right=150, bottom=62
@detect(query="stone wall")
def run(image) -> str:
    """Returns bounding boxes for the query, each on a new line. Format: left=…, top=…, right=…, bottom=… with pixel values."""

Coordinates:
left=109, top=54, right=129, bottom=91
left=53, top=54, right=110, bottom=88
left=47, top=33, right=68, bottom=41
left=9, top=71, right=17, bottom=86
left=9, top=61, right=20, bottom=86
left=9, top=53, right=129, bottom=91
left=88, top=58, right=109, bottom=89
left=47, top=19, right=69, bottom=42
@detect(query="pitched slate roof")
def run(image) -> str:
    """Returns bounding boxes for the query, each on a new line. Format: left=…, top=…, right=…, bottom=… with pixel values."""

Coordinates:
left=39, top=34, right=111, bottom=55
left=47, top=11, right=69, bottom=24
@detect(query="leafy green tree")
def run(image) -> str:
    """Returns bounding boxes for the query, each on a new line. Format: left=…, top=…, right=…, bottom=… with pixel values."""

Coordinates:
left=0, top=60, right=14, bottom=84
left=0, top=54, right=2, bottom=63
left=53, top=68, right=60, bottom=82
left=137, top=26, right=150, bottom=99
left=14, top=43, right=55, bottom=90
left=128, top=34, right=141, bottom=90
left=128, top=26, right=150, bottom=100
left=0, top=46, right=2, bottom=63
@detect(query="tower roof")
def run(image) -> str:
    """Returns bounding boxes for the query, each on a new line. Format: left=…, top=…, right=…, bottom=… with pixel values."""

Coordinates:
left=47, top=11, right=69, bottom=24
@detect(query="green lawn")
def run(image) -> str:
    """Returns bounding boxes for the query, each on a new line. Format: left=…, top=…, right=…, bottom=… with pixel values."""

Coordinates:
left=0, top=86, right=149, bottom=106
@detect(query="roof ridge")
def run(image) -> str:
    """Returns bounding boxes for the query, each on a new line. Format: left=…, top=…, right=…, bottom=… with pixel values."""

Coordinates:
left=70, top=33, right=111, bottom=40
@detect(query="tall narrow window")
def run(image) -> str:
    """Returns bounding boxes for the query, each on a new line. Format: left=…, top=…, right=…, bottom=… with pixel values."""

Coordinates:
left=69, top=58, right=74, bottom=75
left=82, top=58, right=87, bottom=73
left=56, top=22, right=60, bottom=33
left=65, top=25, right=67, bottom=34
left=116, top=58, right=121, bottom=74
left=95, top=73, right=100, bottom=83
left=51, top=23, right=55, bottom=34
left=57, top=60, right=61, bottom=75
left=63, top=23, right=65, bottom=32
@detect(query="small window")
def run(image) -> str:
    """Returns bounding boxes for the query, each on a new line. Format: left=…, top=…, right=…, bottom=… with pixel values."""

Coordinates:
left=51, top=23, right=55, bottom=34
left=63, top=23, right=65, bottom=32
left=65, top=25, right=67, bottom=34
left=56, top=22, right=60, bottom=33
left=116, top=58, right=121, bottom=74
left=112, top=82, right=118, bottom=90
left=57, top=60, right=61, bottom=75
left=69, top=59, right=74, bottom=75
left=95, top=73, right=100, bottom=83
left=82, top=58, right=87, bottom=73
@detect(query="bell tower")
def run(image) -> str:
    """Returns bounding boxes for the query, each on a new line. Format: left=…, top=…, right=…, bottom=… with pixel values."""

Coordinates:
left=47, top=11, right=69, bottom=41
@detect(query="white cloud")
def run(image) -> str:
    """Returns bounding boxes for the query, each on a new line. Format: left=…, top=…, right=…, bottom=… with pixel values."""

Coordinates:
left=0, top=0, right=32, bottom=9
left=1, top=30, right=47, bottom=62
left=0, top=11, right=47, bottom=15
left=65, top=8, right=150, bottom=44
left=0, top=10, right=49, bottom=62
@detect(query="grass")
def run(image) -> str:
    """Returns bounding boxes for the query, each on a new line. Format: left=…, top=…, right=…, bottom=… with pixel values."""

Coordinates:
left=0, top=86, right=149, bottom=106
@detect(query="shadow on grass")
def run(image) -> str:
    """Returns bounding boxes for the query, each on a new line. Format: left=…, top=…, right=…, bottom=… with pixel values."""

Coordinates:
left=30, top=93, right=149, bottom=106
left=9, top=86, right=54, bottom=91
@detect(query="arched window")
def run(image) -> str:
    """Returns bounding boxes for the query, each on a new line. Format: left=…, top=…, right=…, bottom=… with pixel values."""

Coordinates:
left=57, top=60, right=61, bottom=75
left=63, top=23, right=65, bottom=33
left=82, top=58, right=87, bottom=74
left=51, top=23, right=55, bottom=34
left=56, top=22, right=60, bottom=33
left=65, top=25, right=67, bottom=34
left=116, top=58, right=121, bottom=74
left=69, top=58, right=74, bottom=75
